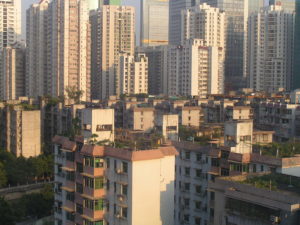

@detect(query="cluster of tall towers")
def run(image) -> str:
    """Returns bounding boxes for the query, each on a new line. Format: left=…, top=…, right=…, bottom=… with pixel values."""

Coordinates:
left=0, top=0, right=299, bottom=101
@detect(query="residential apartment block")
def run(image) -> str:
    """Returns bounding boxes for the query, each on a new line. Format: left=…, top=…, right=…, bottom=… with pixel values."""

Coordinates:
left=167, top=39, right=224, bottom=97
left=0, top=0, right=21, bottom=50
left=210, top=173, right=300, bottom=225
left=0, top=44, right=25, bottom=100
left=26, top=0, right=91, bottom=101
left=119, top=53, right=148, bottom=95
left=90, top=5, right=135, bottom=100
left=247, top=5, right=295, bottom=92
left=53, top=136, right=177, bottom=225
left=182, top=3, right=225, bottom=49
left=26, top=0, right=49, bottom=98
left=0, top=102, right=41, bottom=158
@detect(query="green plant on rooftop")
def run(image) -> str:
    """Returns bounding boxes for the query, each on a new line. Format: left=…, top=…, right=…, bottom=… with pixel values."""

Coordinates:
left=179, top=125, right=212, bottom=145
left=240, top=173, right=300, bottom=195
left=256, top=142, right=300, bottom=158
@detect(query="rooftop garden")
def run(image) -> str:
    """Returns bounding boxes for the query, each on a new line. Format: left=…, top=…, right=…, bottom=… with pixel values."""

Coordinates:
left=240, top=173, right=300, bottom=196
left=254, top=142, right=300, bottom=158
left=179, top=125, right=222, bottom=146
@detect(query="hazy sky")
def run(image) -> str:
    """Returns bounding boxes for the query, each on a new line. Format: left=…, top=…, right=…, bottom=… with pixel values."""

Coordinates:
left=21, top=0, right=140, bottom=40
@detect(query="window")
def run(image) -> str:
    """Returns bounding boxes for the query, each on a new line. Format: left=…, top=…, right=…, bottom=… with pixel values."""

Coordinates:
left=66, top=212, right=75, bottom=222
left=184, top=214, right=189, bottom=222
left=66, top=172, right=75, bottom=181
left=95, top=199, right=104, bottom=210
left=185, top=167, right=190, bottom=176
left=121, top=207, right=128, bottom=218
left=106, top=158, right=110, bottom=168
left=121, top=184, right=128, bottom=196
left=184, top=198, right=190, bottom=207
left=195, top=201, right=201, bottom=210
left=76, top=183, right=83, bottom=194
left=83, top=220, right=103, bottom=225
left=77, top=162, right=83, bottom=173
left=66, top=152, right=75, bottom=162
left=84, top=156, right=104, bottom=168
left=84, top=177, right=104, bottom=189
left=122, top=162, right=128, bottom=173
left=261, top=165, right=264, bottom=172
left=185, top=151, right=191, bottom=160
left=196, top=153, right=202, bottom=161
left=106, top=179, right=110, bottom=190
left=95, top=177, right=104, bottom=189
left=195, top=217, right=201, bottom=225
left=184, top=183, right=190, bottom=191
left=76, top=203, right=83, bottom=214
left=253, top=164, right=257, bottom=173
left=196, top=169, right=202, bottom=178
left=195, top=185, right=202, bottom=194
left=95, top=158, right=104, bottom=168
left=66, top=191, right=75, bottom=202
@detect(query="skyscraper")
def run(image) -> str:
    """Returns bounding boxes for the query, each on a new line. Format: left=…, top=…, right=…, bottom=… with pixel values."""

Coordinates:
left=0, top=0, right=21, bottom=50
left=48, top=0, right=91, bottom=101
left=269, top=0, right=296, bottom=12
left=167, top=39, right=224, bottom=97
left=140, top=0, right=169, bottom=46
left=26, top=0, right=49, bottom=98
left=169, top=0, right=200, bottom=45
left=181, top=3, right=225, bottom=48
left=90, top=5, right=135, bottom=100
left=202, top=0, right=249, bottom=91
left=247, top=5, right=295, bottom=92
left=294, top=0, right=300, bottom=89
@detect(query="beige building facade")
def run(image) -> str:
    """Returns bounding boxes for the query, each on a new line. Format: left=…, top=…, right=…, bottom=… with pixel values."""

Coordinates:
left=119, top=53, right=148, bottom=95
left=90, top=5, right=135, bottom=100
left=53, top=136, right=177, bottom=225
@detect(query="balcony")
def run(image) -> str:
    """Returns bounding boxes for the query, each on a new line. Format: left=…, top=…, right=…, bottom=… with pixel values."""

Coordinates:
left=82, top=187, right=105, bottom=199
left=82, top=208, right=104, bottom=221
left=64, top=180, right=75, bottom=190
left=82, top=167, right=104, bottom=177
left=208, top=166, right=219, bottom=175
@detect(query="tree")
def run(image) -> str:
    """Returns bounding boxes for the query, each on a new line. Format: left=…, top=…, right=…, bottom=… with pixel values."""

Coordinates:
left=0, top=197, right=16, bottom=225
left=89, top=134, right=99, bottom=145
left=0, top=162, right=7, bottom=188
left=66, top=86, right=84, bottom=103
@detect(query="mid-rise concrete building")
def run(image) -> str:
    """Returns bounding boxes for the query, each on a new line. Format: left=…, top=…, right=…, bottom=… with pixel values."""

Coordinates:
left=26, top=0, right=50, bottom=98
left=53, top=136, right=177, bottom=225
left=90, top=5, right=135, bottom=100
left=0, top=0, right=21, bottom=50
left=0, top=44, right=25, bottom=100
left=155, top=114, right=179, bottom=141
left=247, top=5, right=295, bottom=92
left=168, top=39, right=224, bottom=97
left=119, top=53, right=148, bottom=95
left=79, top=108, right=115, bottom=143
left=0, top=103, right=41, bottom=158
left=210, top=173, right=300, bottom=225
left=140, top=0, right=169, bottom=46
